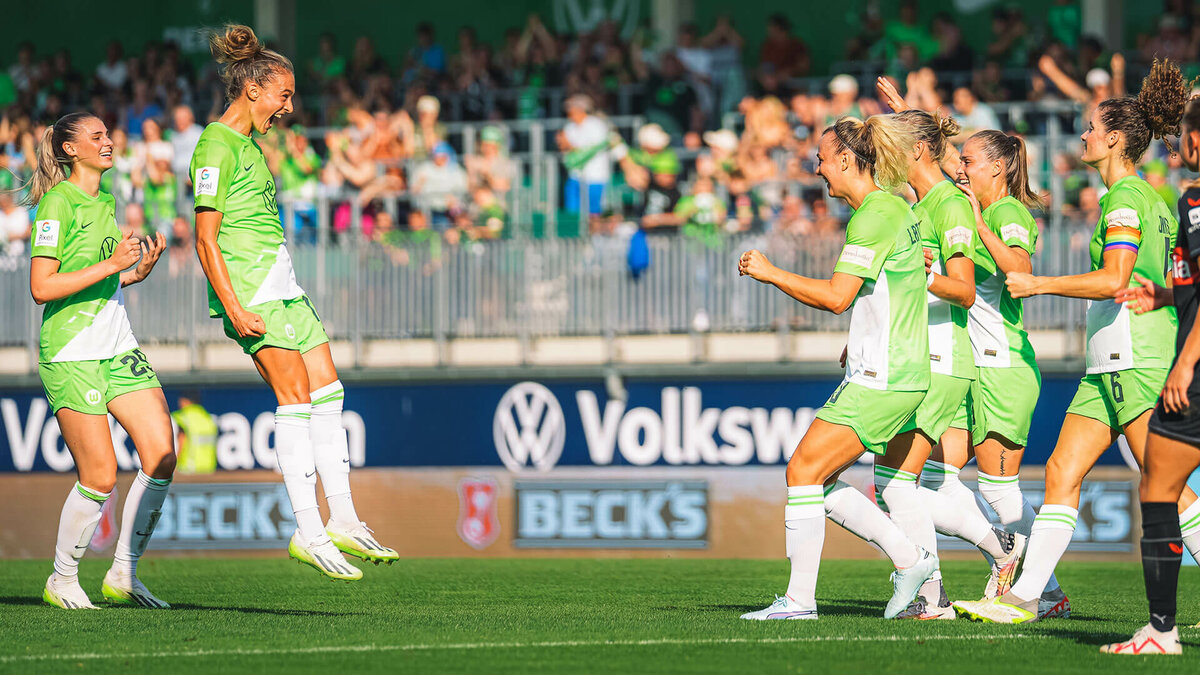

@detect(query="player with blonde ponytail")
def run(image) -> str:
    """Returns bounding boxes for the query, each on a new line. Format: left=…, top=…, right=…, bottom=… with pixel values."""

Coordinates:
left=738, top=114, right=938, bottom=620
left=27, top=111, right=174, bottom=609
left=191, top=24, right=396, bottom=582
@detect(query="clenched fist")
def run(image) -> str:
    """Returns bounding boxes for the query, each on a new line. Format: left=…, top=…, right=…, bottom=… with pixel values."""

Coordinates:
left=738, top=249, right=775, bottom=283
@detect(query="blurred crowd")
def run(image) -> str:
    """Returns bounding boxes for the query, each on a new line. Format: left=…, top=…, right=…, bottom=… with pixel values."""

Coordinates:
left=2, top=1, right=1198, bottom=268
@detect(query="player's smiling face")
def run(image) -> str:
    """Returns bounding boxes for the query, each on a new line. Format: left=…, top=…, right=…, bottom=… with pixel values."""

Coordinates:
left=814, top=131, right=844, bottom=198
left=955, top=137, right=994, bottom=194
left=248, top=68, right=295, bottom=135
left=63, top=117, right=114, bottom=172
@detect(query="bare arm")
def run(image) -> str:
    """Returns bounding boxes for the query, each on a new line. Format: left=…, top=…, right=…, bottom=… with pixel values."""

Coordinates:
left=928, top=253, right=975, bottom=308
left=1006, top=247, right=1135, bottom=300
left=1037, top=55, right=1089, bottom=105
left=194, top=208, right=264, bottom=338
left=30, top=231, right=139, bottom=304
left=739, top=249, right=864, bottom=314
left=958, top=183, right=1032, bottom=274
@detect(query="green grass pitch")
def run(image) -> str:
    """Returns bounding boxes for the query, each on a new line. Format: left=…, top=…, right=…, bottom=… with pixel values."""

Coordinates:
left=0, top=558, right=1198, bottom=673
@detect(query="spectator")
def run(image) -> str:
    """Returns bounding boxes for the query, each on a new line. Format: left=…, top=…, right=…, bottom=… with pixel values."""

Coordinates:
left=638, top=53, right=702, bottom=136
left=409, top=95, right=445, bottom=161
left=121, top=203, right=148, bottom=239
left=137, top=118, right=175, bottom=232
left=557, top=94, right=612, bottom=217
left=168, top=215, right=193, bottom=275
left=464, top=186, right=508, bottom=239
left=759, top=13, right=809, bottom=78
left=675, top=176, right=727, bottom=247
left=882, top=0, right=940, bottom=63
left=169, top=104, right=203, bottom=180
left=95, top=41, right=127, bottom=92
left=929, top=12, right=974, bottom=73
left=823, top=74, right=864, bottom=128
left=951, top=86, right=1001, bottom=137
left=774, top=192, right=814, bottom=235
left=639, top=166, right=683, bottom=232
left=726, top=169, right=769, bottom=233
left=271, top=126, right=322, bottom=244
left=412, top=141, right=469, bottom=228
left=1141, top=14, right=1194, bottom=64
left=701, top=14, right=747, bottom=114
left=986, top=7, right=1030, bottom=67
left=406, top=22, right=447, bottom=81
left=618, top=123, right=680, bottom=192
left=8, top=42, right=35, bottom=94
left=172, top=393, right=217, bottom=475
left=1048, top=0, right=1082, bottom=49
left=1143, top=159, right=1179, bottom=206
left=349, top=36, right=390, bottom=84
left=1036, top=51, right=1124, bottom=120
left=125, top=79, right=163, bottom=138
left=309, top=33, right=347, bottom=91
left=465, top=125, right=515, bottom=194
left=0, top=191, right=31, bottom=260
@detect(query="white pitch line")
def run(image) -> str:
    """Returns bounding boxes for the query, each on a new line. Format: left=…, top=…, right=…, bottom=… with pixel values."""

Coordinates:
left=0, top=634, right=1048, bottom=663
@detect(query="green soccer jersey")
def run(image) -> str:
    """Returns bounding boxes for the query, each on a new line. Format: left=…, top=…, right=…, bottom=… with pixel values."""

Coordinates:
left=30, top=180, right=138, bottom=362
left=1084, top=175, right=1178, bottom=373
left=833, top=190, right=930, bottom=392
left=969, top=196, right=1038, bottom=369
left=912, top=180, right=976, bottom=379
left=190, top=122, right=303, bottom=317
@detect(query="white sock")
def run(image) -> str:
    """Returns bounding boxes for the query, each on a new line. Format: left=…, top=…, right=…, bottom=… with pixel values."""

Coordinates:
left=310, top=380, right=359, bottom=527
left=112, top=470, right=171, bottom=578
left=920, top=460, right=1005, bottom=560
left=1009, top=504, right=1077, bottom=601
left=784, top=485, right=825, bottom=608
left=274, top=404, right=325, bottom=542
left=876, top=465, right=939, bottom=600
left=825, top=480, right=920, bottom=569
left=53, top=482, right=110, bottom=578
left=1180, top=500, right=1200, bottom=565
left=977, top=472, right=1036, bottom=533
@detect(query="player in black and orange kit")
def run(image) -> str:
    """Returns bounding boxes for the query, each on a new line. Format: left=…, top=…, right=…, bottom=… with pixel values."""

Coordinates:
left=1106, top=92, right=1200, bottom=656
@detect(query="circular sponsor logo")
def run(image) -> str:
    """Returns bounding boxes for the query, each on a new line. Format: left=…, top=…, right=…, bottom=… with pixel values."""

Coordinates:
left=200, top=168, right=210, bottom=180
left=285, top=323, right=296, bottom=339
left=41, top=222, right=52, bottom=233
left=85, top=389, right=102, bottom=406
left=493, top=382, right=565, bottom=472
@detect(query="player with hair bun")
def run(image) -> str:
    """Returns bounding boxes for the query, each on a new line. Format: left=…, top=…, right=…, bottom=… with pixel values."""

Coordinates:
left=191, top=25, right=397, bottom=581
left=27, top=111, right=174, bottom=609
left=738, top=114, right=939, bottom=621
left=959, top=59, right=1200, bottom=627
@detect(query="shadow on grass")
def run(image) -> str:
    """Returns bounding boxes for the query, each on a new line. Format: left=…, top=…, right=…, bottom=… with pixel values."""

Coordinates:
left=165, top=603, right=361, bottom=617
left=0, top=596, right=47, bottom=607
left=686, top=602, right=886, bottom=618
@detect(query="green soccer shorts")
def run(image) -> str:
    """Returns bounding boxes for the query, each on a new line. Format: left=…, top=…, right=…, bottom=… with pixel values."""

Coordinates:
left=222, top=295, right=330, bottom=356
left=900, top=373, right=973, bottom=442
left=949, top=391, right=972, bottom=431
left=39, top=347, right=162, bottom=415
left=816, top=381, right=926, bottom=455
left=1066, top=367, right=1168, bottom=430
left=971, top=364, right=1041, bottom=447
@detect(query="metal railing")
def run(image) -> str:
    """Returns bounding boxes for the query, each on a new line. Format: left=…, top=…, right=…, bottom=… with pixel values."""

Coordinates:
left=1, top=230, right=1095, bottom=371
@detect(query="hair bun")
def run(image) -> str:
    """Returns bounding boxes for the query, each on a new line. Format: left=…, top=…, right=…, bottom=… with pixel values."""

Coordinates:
left=936, top=112, right=960, bottom=139
left=210, top=24, right=263, bottom=64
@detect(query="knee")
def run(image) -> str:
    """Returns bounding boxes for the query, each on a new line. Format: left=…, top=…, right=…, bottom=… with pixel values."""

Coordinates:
left=146, top=450, right=177, bottom=479
left=1044, top=455, right=1084, bottom=496
left=82, top=472, right=117, bottom=495
left=785, top=450, right=826, bottom=486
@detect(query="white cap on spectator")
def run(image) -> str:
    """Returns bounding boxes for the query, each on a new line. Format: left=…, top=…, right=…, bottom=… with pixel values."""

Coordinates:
left=829, top=74, right=859, bottom=96
left=417, top=95, right=441, bottom=114
left=1085, top=68, right=1112, bottom=89
left=702, top=129, right=739, bottom=153
left=637, top=123, right=671, bottom=150
left=565, top=94, right=594, bottom=113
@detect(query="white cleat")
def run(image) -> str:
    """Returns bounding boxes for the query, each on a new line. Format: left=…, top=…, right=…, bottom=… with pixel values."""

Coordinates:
left=101, top=569, right=170, bottom=609
left=1038, top=588, right=1071, bottom=619
left=953, top=594, right=1038, bottom=623
left=326, top=521, right=399, bottom=565
left=984, top=532, right=1026, bottom=599
left=288, top=532, right=363, bottom=581
left=43, top=573, right=99, bottom=610
left=1101, top=624, right=1181, bottom=655
left=885, top=549, right=939, bottom=619
left=740, top=595, right=819, bottom=620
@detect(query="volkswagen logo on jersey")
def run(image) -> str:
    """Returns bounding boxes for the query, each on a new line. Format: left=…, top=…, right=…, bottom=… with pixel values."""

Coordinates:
left=493, top=382, right=565, bottom=472
left=100, top=237, right=117, bottom=259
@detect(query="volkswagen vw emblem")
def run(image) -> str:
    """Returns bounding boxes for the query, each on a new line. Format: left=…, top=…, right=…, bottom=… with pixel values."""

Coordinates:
left=493, top=382, right=565, bottom=472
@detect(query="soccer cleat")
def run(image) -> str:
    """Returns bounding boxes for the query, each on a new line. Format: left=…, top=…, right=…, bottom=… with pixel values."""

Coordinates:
left=984, top=532, right=1026, bottom=599
left=896, top=582, right=956, bottom=620
left=1038, top=588, right=1071, bottom=619
left=884, top=549, right=939, bottom=619
left=326, top=521, right=399, bottom=565
left=100, top=569, right=170, bottom=609
left=1101, top=624, right=1181, bottom=655
left=288, top=532, right=363, bottom=581
left=43, top=573, right=98, bottom=610
left=740, top=594, right=819, bottom=620
left=953, top=593, right=1038, bottom=623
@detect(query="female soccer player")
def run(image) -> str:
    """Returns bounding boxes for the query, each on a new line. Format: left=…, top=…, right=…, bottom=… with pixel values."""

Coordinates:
left=192, top=25, right=396, bottom=581
left=28, top=112, right=174, bottom=609
left=960, top=60, right=1200, bottom=625
left=1105, top=91, right=1200, bottom=656
left=946, top=130, right=1061, bottom=616
left=738, top=114, right=939, bottom=620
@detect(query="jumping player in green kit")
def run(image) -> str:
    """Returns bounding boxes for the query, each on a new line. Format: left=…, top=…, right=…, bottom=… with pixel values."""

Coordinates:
left=192, top=25, right=396, bottom=581
left=958, top=59, right=1200, bottom=625
left=27, top=112, right=176, bottom=609
left=738, top=114, right=938, bottom=620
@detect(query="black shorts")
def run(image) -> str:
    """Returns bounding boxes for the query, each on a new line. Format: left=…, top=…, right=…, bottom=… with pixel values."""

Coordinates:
left=1148, top=392, right=1200, bottom=447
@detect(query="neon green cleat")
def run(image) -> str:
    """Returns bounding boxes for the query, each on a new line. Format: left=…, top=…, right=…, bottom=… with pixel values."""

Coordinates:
left=952, top=594, right=1038, bottom=624
left=288, top=532, right=363, bottom=581
left=43, top=573, right=99, bottom=610
left=101, top=569, right=170, bottom=608
left=326, top=521, right=399, bottom=565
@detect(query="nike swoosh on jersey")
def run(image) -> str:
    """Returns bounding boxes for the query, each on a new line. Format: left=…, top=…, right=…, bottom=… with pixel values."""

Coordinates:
left=244, top=163, right=254, bottom=172
left=80, top=222, right=93, bottom=229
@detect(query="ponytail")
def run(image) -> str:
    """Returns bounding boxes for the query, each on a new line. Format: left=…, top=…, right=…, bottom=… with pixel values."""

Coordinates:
left=209, top=24, right=293, bottom=104
left=896, top=109, right=961, bottom=163
left=827, top=114, right=919, bottom=192
left=972, top=129, right=1043, bottom=210
left=25, top=112, right=95, bottom=206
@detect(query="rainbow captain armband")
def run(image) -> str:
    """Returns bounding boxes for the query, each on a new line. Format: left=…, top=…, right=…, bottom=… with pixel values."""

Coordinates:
left=1103, top=208, right=1141, bottom=254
